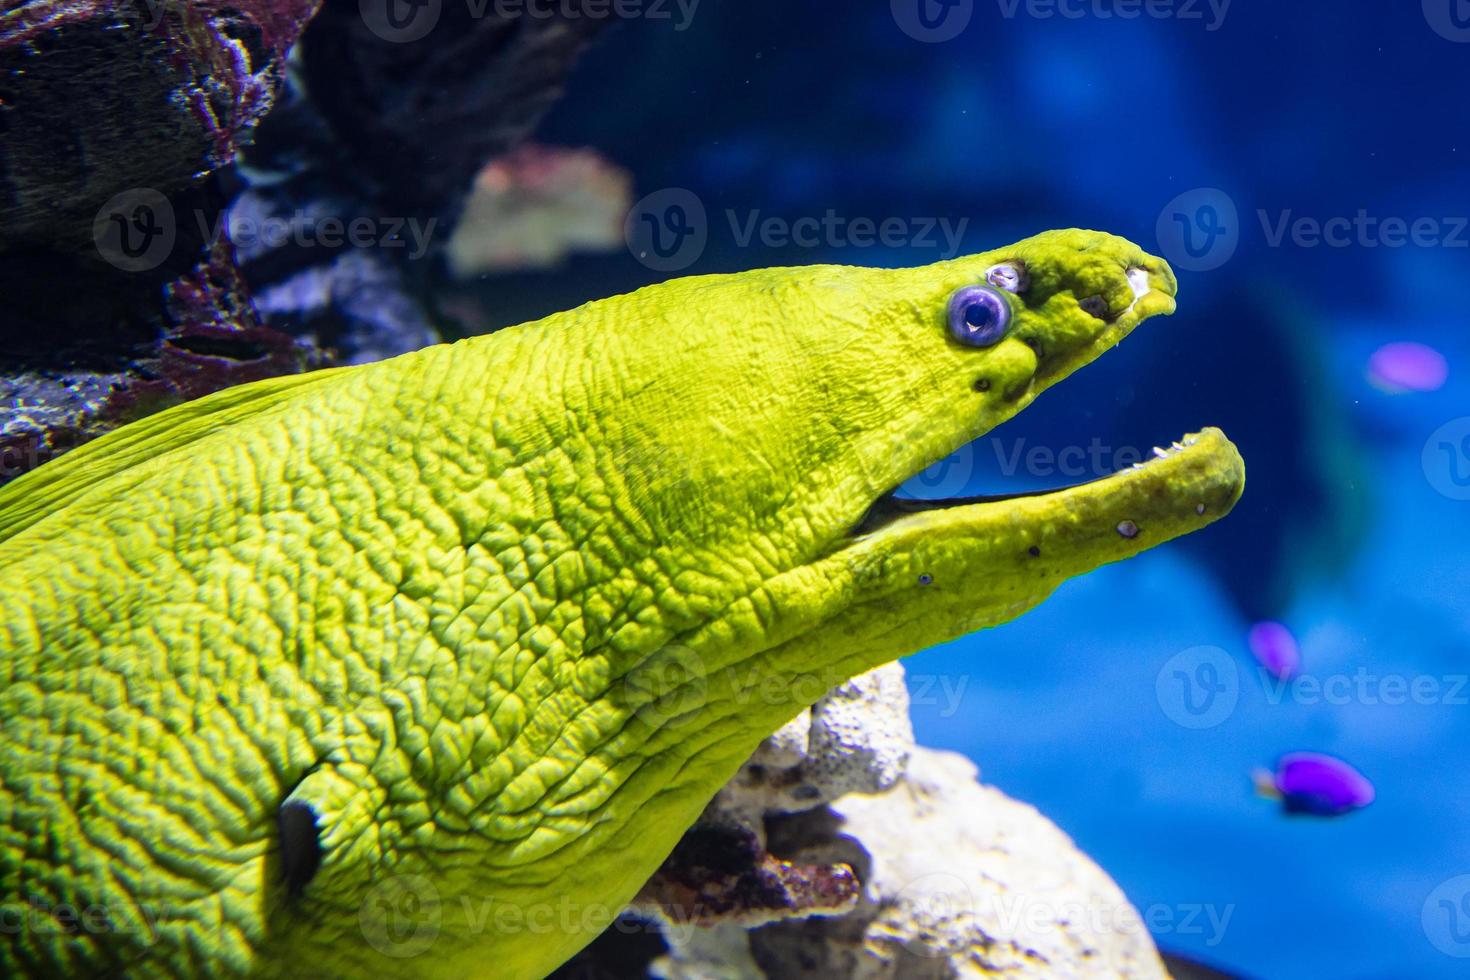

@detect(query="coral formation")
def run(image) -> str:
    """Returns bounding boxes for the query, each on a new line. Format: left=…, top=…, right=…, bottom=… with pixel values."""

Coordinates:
left=447, top=145, right=632, bottom=276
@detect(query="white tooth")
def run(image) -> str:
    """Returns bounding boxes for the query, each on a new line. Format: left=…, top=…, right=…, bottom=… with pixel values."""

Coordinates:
left=1171, top=441, right=1184, bottom=451
left=1153, top=447, right=1169, bottom=459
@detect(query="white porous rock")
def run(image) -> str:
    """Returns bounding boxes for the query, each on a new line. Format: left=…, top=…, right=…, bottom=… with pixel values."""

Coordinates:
left=708, top=663, right=914, bottom=834
left=646, top=663, right=1168, bottom=980
left=750, top=747, right=1171, bottom=980
left=648, top=922, right=764, bottom=980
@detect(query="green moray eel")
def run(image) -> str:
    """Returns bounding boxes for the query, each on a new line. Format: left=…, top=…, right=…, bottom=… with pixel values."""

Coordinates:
left=0, top=229, right=1243, bottom=978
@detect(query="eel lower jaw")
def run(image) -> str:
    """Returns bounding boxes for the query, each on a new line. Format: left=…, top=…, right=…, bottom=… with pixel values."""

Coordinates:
left=848, top=426, right=1245, bottom=554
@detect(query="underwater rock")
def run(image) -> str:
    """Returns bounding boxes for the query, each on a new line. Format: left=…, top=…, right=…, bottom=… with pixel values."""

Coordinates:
left=0, top=207, right=321, bottom=481
left=710, top=663, right=915, bottom=832
left=0, top=0, right=321, bottom=480
left=607, top=665, right=1168, bottom=980
left=636, top=823, right=860, bottom=930
left=0, top=0, right=318, bottom=252
left=0, top=0, right=612, bottom=478
left=624, top=667, right=909, bottom=977
left=748, top=748, right=1169, bottom=979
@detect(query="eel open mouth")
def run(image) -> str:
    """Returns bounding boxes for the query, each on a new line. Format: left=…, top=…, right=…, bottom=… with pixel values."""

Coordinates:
left=851, top=427, right=1243, bottom=541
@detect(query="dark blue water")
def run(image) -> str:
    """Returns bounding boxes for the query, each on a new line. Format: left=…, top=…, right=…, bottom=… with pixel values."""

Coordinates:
left=532, top=3, right=1470, bottom=976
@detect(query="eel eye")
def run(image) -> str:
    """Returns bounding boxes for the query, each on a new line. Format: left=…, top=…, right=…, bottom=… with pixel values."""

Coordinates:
left=947, top=285, right=1011, bottom=347
left=985, top=263, right=1027, bottom=293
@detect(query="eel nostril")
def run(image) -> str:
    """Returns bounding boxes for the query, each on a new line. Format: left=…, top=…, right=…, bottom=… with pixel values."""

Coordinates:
left=1078, top=295, right=1109, bottom=320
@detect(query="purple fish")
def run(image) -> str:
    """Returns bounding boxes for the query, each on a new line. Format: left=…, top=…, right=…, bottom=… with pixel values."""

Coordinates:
left=1247, top=621, right=1300, bottom=680
left=1254, top=753, right=1375, bottom=817
left=1367, top=342, right=1448, bottom=394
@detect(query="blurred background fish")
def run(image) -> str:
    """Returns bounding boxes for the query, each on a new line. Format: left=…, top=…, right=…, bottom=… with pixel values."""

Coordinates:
left=1253, top=752, right=1376, bottom=818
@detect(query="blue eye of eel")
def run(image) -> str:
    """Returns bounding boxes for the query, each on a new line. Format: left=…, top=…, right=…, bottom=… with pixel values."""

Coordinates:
left=946, top=285, right=1011, bottom=347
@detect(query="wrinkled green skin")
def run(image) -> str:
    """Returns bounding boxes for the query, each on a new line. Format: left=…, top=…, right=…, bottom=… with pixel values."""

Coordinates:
left=0, top=230, right=1243, bottom=978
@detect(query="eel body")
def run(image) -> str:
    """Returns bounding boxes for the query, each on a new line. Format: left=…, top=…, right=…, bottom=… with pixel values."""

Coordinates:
left=0, top=230, right=1244, bottom=977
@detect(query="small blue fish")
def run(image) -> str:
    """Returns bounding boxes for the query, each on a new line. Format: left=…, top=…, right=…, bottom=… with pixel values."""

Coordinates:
left=1254, top=752, right=1375, bottom=817
left=1247, top=620, right=1300, bottom=681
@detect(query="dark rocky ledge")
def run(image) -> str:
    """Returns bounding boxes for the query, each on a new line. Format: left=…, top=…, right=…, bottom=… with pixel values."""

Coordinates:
left=0, top=0, right=610, bottom=480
